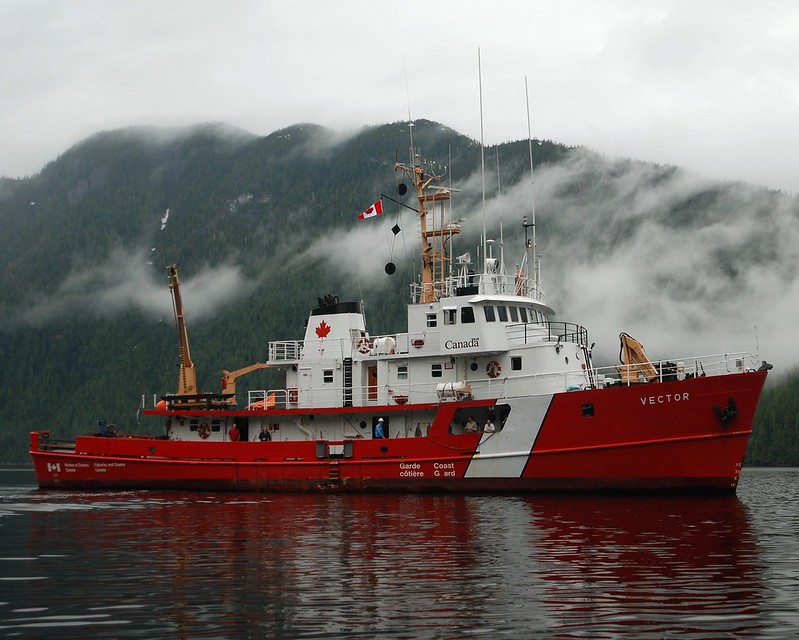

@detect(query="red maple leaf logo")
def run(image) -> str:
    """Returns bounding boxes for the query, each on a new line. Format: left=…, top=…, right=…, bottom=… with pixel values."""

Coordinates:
left=315, top=320, right=332, bottom=338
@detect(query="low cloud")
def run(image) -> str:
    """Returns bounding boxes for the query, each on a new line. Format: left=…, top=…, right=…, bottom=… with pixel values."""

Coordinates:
left=302, top=208, right=421, bottom=292
left=9, top=247, right=256, bottom=328
left=531, top=150, right=799, bottom=370
left=309, top=148, right=799, bottom=371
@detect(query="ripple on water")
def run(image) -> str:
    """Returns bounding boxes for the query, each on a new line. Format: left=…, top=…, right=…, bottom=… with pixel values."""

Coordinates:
left=0, top=472, right=796, bottom=637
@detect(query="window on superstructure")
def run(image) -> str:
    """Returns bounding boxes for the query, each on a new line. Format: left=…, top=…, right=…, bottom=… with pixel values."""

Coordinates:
left=431, top=364, right=443, bottom=378
left=484, top=306, right=496, bottom=322
left=497, top=306, right=508, bottom=322
left=509, top=306, right=519, bottom=322
left=511, top=356, right=522, bottom=371
left=323, top=369, right=334, bottom=384
left=519, top=307, right=528, bottom=323
left=444, top=309, right=457, bottom=325
left=427, top=313, right=437, bottom=327
left=461, top=307, right=475, bottom=323
left=397, top=365, right=408, bottom=380
left=211, top=420, right=222, bottom=432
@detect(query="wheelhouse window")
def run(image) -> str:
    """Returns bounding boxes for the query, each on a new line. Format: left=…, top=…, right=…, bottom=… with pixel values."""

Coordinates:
left=431, top=364, right=443, bottom=378
left=323, top=369, right=334, bottom=384
left=427, top=313, right=437, bottom=327
left=519, top=307, right=529, bottom=323
left=509, top=306, right=519, bottom=322
left=484, top=306, right=496, bottom=322
left=497, top=305, right=508, bottom=322
left=444, top=308, right=457, bottom=325
left=461, top=306, right=475, bottom=323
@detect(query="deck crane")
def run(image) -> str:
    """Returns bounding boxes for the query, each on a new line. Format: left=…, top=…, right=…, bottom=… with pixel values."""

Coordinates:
left=166, top=264, right=269, bottom=408
left=167, top=264, right=198, bottom=399
left=221, top=363, right=269, bottom=406
left=618, top=332, right=659, bottom=384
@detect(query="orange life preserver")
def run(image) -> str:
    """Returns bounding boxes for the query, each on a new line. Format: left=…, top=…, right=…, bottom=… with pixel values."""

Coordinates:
left=198, top=423, right=211, bottom=439
left=357, top=338, right=371, bottom=354
left=486, top=361, right=502, bottom=378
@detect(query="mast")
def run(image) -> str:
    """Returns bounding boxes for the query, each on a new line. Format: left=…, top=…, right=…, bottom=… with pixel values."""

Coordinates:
left=395, top=152, right=460, bottom=303
left=167, top=264, right=197, bottom=396
left=478, top=48, right=487, bottom=275
left=525, top=76, right=538, bottom=295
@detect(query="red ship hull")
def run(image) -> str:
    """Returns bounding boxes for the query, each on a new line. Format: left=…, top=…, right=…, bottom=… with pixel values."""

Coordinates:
left=30, top=370, right=766, bottom=494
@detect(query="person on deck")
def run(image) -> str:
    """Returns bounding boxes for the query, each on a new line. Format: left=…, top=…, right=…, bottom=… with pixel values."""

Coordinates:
left=464, top=416, right=478, bottom=433
left=258, top=425, right=271, bottom=442
left=375, top=417, right=386, bottom=438
left=228, top=424, right=241, bottom=441
left=483, top=418, right=496, bottom=434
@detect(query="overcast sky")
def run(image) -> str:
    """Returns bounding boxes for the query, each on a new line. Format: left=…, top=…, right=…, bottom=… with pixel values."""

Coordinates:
left=2, top=0, right=798, bottom=194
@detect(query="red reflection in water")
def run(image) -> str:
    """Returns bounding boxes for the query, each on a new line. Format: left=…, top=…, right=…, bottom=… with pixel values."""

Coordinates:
left=19, top=492, right=764, bottom=638
left=523, top=495, right=764, bottom=636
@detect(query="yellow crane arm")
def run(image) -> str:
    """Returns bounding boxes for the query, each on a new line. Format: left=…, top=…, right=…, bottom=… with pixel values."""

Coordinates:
left=167, top=264, right=197, bottom=396
left=617, top=332, right=659, bottom=383
left=221, top=363, right=270, bottom=405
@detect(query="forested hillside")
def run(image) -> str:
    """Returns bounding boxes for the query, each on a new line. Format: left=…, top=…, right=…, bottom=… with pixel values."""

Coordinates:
left=0, top=120, right=797, bottom=464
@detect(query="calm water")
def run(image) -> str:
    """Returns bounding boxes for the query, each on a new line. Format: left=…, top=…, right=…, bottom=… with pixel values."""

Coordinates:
left=0, top=468, right=797, bottom=639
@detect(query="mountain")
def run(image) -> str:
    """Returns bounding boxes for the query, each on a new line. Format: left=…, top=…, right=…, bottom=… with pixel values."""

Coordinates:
left=1, top=120, right=797, bottom=464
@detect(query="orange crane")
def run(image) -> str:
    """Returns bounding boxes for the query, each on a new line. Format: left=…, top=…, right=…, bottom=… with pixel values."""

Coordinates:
left=618, top=332, right=659, bottom=384
left=167, top=264, right=198, bottom=399
left=221, top=363, right=269, bottom=406
left=167, top=263, right=269, bottom=408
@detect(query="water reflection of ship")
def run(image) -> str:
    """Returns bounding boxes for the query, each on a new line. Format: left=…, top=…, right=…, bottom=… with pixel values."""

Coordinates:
left=521, top=495, right=765, bottom=636
left=19, top=492, right=765, bottom=637
left=24, top=492, right=485, bottom=636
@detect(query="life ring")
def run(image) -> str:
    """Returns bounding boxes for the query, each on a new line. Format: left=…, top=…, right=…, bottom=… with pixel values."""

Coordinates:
left=357, top=338, right=371, bottom=354
left=198, top=423, right=211, bottom=439
left=486, top=361, right=502, bottom=378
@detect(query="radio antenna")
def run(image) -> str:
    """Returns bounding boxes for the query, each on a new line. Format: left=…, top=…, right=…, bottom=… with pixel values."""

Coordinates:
left=525, top=75, right=538, bottom=293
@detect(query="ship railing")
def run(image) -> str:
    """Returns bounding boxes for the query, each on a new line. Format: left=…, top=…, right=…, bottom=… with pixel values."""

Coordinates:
left=506, top=321, right=589, bottom=347
left=243, top=367, right=595, bottom=410
left=591, top=351, right=761, bottom=387
left=358, top=331, right=442, bottom=356
left=473, top=272, right=546, bottom=301
left=246, top=389, right=290, bottom=410
left=409, top=279, right=457, bottom=302
left=269, top=340, right=303, bottom=362
left=139, top=352, right=762, bottom=413
left=36, top=432, right=77, bottom=451
left=409, top=274, right=546, bottom=303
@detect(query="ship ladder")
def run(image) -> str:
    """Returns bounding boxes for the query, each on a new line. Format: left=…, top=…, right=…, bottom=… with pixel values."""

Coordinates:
left=329, top=460, right=340, bottom=481
left=343, top=357, right=353, bottom=407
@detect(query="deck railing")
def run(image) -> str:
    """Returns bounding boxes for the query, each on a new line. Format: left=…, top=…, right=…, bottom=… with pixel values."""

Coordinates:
left=409, top=273, right=546, bottom=304
left=506, top=321, right=589, bottom=347
left=141, top=351, right=761, bottom=411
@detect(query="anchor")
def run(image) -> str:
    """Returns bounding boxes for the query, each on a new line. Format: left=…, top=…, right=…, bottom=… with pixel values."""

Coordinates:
left=713, top=397, right=738, bottom=425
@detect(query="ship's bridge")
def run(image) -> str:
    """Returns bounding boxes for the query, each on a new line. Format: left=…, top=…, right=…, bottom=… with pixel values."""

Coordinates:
left=407, top=270, right=558, bottom=354
left=409, top=270, right=546, bottom=305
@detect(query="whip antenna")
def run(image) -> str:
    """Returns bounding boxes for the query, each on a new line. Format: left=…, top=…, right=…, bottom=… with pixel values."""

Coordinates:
left=525, top=75, right=538, bottom=293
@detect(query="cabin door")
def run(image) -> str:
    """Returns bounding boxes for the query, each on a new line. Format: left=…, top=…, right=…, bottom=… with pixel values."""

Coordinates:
left=367, top=365, right=378, bottom=402
left=235, top=417, right=249, bottom=442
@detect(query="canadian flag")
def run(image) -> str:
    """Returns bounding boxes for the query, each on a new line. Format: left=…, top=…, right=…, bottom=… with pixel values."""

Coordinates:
left=357, top=200, right=383, bottom=220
